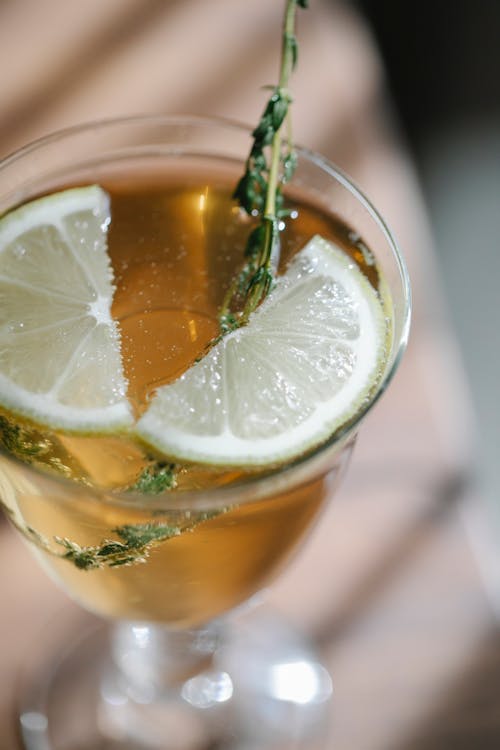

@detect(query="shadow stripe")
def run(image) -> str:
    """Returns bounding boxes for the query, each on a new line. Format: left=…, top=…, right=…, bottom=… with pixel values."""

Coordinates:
left=0, top=0, right=187, bottom=156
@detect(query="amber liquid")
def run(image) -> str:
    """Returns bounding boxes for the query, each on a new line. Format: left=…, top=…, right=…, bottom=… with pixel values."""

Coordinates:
left=1, top=160, right=382, bottom=626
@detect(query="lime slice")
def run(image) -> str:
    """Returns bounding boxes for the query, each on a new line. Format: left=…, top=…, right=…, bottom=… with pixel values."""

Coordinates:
left=136, top=235, right=387, bottom=466
left=0, top=186, right=132, bottom=432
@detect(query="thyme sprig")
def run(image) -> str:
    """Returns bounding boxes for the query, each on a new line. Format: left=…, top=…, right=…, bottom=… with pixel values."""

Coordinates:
left=2, top=498, right=224, bottom=571
left=129, top=461, right=177, bottom=494
left=0, top=414, right=49, bottom=461
left=219, top=0, right=308, bottom=333
left=56, top=522, right=182, bottom=569
left=54, top=510, right=223, bottom=570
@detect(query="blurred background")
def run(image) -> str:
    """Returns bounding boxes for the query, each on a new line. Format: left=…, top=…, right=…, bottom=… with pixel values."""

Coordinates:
left=0, top=0, right=499, bottom=748
left=358, top=0, right=500, bottom=527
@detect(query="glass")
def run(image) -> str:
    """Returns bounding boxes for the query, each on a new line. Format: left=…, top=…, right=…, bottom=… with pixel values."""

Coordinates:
left=0, top=115, right=410, bottom=749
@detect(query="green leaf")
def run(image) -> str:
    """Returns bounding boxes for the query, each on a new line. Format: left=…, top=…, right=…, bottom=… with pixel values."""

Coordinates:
left=287, top=33, right=299, bottom=69
left=270, top=94, right=288, bottom=131
left=282, top=150, right=298, bottom=183
left=252, top=113, right=273, bottom=143
left=252, top=151, right=267, bottom=172
left=0, top=414, right=47, bottom=460
left=233, top=173, right=261, bottom=214
left=130, top=462, right=177, bottom=494
left=244, top=225, right=266, bottom=259
left=57, top=538, right=103, bottom=571
left=114, top=522, right=180, bottom=548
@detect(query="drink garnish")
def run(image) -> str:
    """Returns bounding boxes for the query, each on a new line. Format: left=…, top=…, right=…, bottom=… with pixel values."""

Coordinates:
left=136, top=235, right=387, bottom=467
left=1, top=497, right=221, bottom=570
left=0, top=413, right=49, bottom=461
left=219, top=0, right=309, bottom=333
left=0, top=186, right=132, bottom=432
left=129, top=461, right=177, bottom=494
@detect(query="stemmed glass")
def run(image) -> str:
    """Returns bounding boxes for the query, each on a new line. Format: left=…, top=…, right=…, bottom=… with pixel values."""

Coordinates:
left=0, top=116, right=410, bottom=750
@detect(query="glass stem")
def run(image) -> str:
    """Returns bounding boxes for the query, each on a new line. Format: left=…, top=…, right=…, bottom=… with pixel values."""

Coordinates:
left=109, top=620, right=221, bottom=700
left=99, top=620, right=233, bottom=747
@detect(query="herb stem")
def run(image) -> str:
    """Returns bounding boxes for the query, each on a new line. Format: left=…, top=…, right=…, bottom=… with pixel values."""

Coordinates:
left=260, top=0, right=301, bottom=283
left=264, top=131, right=282, bottom=221
left=219, top=0, right=307, bottom=333
left=264, top=2, right=296, bottom=219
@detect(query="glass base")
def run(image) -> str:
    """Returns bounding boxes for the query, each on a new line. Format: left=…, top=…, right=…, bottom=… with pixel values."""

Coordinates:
left=19, top=608, right=332, bottom=750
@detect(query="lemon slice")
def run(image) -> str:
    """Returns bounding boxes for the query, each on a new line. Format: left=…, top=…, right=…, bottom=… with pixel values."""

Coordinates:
left=0, top=186, right=132, bottom=432
left=136, top=235, right=387, bottom=466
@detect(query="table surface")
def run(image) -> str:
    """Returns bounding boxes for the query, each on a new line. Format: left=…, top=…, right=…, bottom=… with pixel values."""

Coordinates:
left=1, top=2, right=499, bottom=749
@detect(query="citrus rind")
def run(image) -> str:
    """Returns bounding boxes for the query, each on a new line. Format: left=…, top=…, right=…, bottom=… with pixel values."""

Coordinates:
left=136, top=235, right=388, bottom=466
left=0, top=186, right=133, bottom=432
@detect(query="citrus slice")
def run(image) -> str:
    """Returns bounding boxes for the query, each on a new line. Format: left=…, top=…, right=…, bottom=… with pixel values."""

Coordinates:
left=0, top=186, right=132, bottom=431
left=136, top=235, right=387, bottom=466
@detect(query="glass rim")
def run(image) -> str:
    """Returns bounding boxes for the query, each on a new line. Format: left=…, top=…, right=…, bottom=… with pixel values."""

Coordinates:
left=0, top=113, right=411, bottom=510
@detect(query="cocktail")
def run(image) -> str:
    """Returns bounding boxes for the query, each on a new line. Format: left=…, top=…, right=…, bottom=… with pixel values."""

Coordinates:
left=0, top=112, right=409, bottom=750
left=0, top=0, right=412, bottom=742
